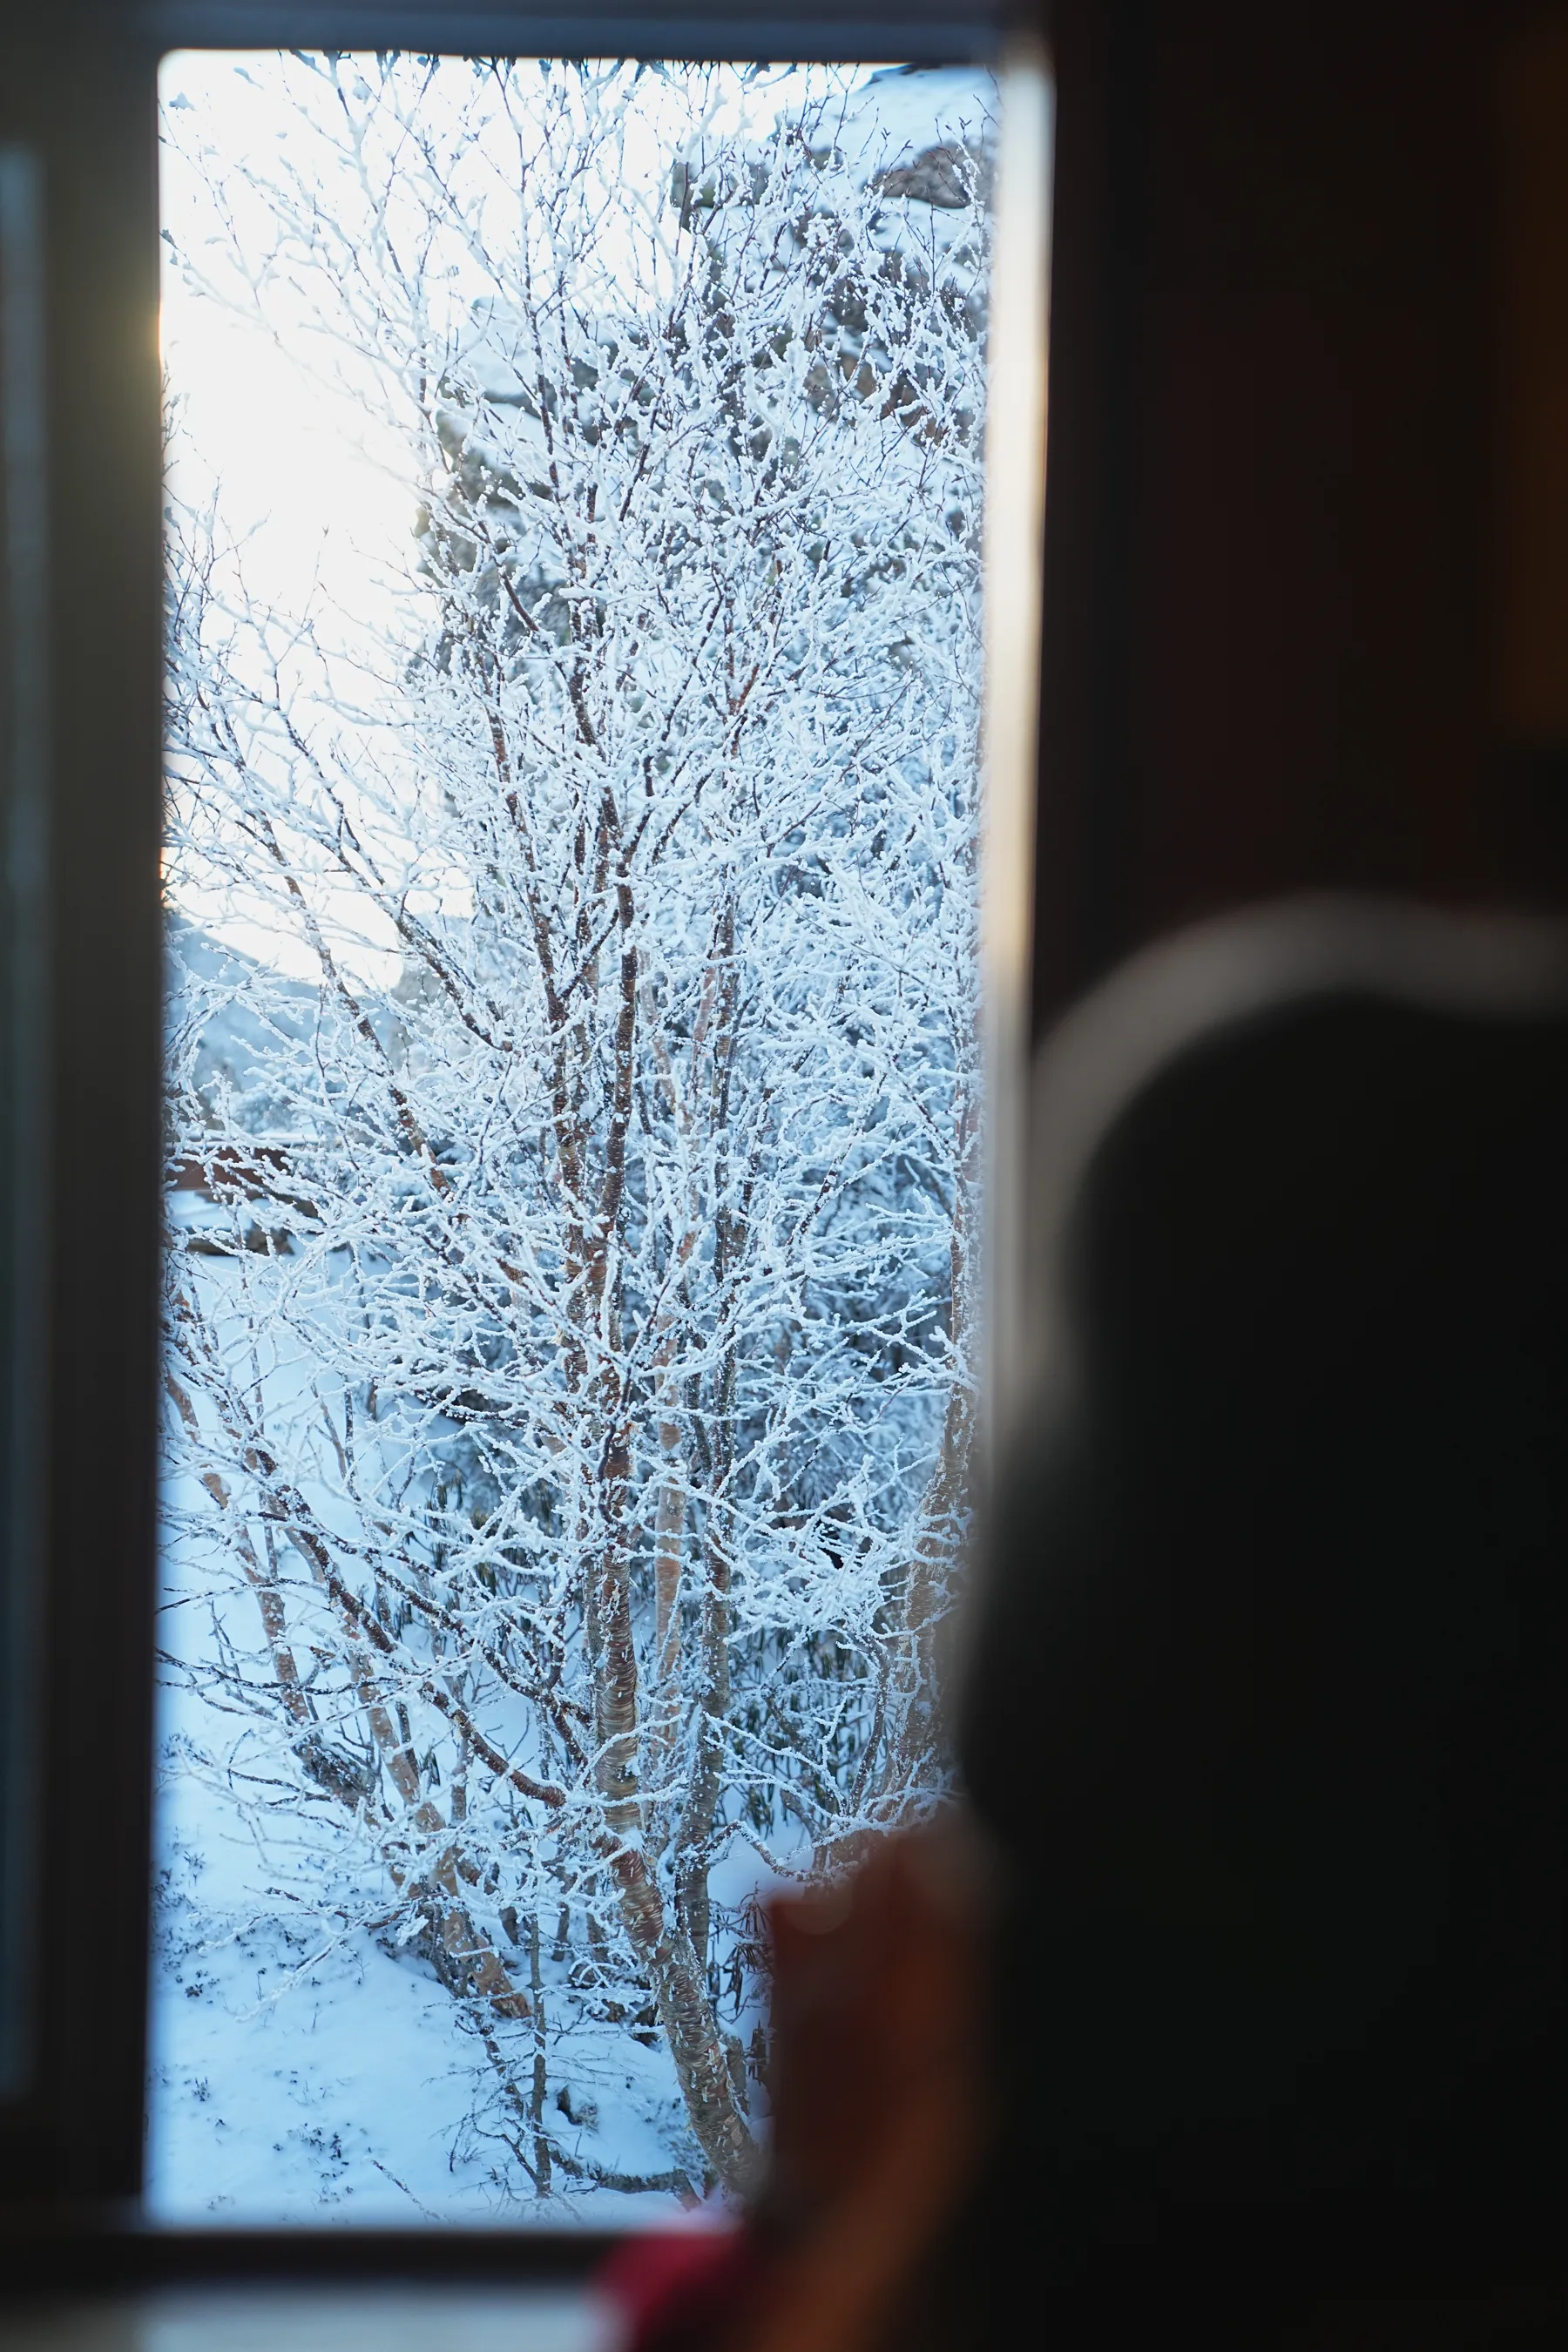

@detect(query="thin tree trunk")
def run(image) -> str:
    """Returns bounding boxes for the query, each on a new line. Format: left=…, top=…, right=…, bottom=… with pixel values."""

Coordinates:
left=601, top=1828, right=758, bottom=2192
left=677, top=896, right=740, bottom=1973
left=650, top=1225, right=700, bottom=1763
left=526, top=1912, right=551, bottom=2193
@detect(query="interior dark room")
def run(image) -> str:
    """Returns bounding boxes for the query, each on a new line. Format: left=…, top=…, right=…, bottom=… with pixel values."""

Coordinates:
left=2, top=2, right=1565, bottom=2345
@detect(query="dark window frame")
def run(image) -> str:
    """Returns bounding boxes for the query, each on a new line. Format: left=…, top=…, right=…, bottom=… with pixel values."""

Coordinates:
left=0, top=0, right=1027, bottom=2281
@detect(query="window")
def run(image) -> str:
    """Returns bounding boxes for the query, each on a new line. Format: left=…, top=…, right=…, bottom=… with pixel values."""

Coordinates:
left=149, top=41, right=1045, bottom=2223
left=0, top=1, right=1043, bottom=2252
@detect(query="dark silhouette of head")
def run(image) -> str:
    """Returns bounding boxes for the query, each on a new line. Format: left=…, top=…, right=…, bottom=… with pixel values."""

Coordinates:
left=958, top=901, right=1568, bottom=2335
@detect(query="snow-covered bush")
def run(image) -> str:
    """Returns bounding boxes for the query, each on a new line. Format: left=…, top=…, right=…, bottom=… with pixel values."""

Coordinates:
left=160, top=55, right=989, bottom=2206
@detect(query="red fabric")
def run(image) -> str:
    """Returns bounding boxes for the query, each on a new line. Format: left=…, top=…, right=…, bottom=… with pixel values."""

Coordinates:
left=597, top=2227, right=763, bottom=2352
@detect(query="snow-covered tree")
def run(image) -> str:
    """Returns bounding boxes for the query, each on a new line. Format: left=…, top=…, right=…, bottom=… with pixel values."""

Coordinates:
left=160, top=55, right=989, bottom=2202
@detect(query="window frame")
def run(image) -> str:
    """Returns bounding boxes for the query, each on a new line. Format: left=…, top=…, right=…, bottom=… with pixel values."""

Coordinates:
left=0, top=0, right=1034, bottom=2276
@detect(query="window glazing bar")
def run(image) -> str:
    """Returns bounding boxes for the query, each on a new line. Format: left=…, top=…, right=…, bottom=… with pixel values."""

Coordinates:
left=134, top=4, right=1006, bottom=64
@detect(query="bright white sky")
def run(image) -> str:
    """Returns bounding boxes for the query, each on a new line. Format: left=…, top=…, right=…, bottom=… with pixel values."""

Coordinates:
left=158, top=53, right=889, bottom=632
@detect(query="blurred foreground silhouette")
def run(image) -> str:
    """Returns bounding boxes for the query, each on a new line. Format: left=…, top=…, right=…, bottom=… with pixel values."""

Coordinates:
left=613, top=897, right=1568, bottom=2352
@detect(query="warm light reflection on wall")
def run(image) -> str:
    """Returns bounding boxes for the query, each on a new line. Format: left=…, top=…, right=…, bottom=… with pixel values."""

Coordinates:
left=981, top=42, right=1051, bottom=1451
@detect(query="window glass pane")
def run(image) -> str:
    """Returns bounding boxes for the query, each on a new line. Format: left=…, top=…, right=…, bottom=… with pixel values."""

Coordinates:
left=152, top=51, right=992, bottom=2221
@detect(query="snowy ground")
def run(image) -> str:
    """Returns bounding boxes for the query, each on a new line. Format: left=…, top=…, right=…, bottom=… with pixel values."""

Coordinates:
left=147, top=1693, right=775, bottom=2226
left=146, top=1843, right=696, bottom=2228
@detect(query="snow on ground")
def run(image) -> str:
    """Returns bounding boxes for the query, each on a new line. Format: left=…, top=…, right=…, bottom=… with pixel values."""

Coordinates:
left=839, top=62, right=998, bottom=161
left=146, top=1833, right=695, bottom=2229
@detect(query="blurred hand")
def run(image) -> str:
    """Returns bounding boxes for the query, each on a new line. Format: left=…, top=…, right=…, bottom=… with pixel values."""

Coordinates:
left=736, top=1810, right=995, bottom=2352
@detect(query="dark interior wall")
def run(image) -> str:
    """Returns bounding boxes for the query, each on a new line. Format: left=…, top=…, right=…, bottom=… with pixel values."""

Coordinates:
left=0, top=23, right=165, bottom=2206
left=1032, top=0, right=1565, bottom=1031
